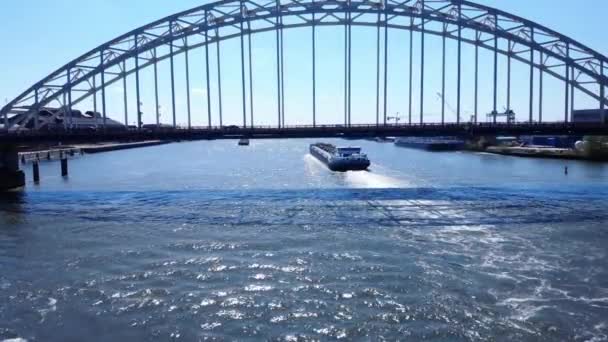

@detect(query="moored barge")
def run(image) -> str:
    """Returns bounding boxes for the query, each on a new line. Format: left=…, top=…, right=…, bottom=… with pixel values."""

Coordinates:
left=394, top=137, right=465, bottom=151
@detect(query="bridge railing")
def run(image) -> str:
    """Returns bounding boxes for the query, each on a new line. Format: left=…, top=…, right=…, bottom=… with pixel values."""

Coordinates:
left=1, top=121, right=606, bottom=138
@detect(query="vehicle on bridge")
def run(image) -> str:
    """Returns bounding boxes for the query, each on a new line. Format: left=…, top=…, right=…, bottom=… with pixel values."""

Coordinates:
left=7, top=108, right=125, bottom=132
left=223, top=125, right=241, bottom=131
left=141, top=123, right=176, bottom=132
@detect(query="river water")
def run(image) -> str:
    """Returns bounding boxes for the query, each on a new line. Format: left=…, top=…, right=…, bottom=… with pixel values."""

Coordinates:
left=1, top=139, right=608, bottom=341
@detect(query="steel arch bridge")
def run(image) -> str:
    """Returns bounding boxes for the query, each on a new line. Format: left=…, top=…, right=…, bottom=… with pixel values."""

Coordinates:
left=2, top=0, right=608, bottom=133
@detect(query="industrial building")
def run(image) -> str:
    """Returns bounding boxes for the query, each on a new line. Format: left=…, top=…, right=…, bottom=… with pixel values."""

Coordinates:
left=572, top=109, right=608, bottom=124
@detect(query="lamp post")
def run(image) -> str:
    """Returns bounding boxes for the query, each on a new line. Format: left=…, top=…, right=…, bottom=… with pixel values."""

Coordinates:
left=138, top=101, right=144, bottom=129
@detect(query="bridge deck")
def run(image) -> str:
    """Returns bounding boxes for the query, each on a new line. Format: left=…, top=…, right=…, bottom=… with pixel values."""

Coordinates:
left=1, top=123, right=607, bottom=144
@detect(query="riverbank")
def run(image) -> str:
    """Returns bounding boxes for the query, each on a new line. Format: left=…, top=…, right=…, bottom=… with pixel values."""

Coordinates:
left=485, top=146, right=586, bottom=160
left=76, top=140, right=170, bottom=153
left=391, top=137, right=597, bottom=161
left=483, top=145, right=608, bottom=161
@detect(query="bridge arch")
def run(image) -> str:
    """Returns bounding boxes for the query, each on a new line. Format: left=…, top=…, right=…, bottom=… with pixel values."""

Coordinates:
left=2, top=0, right=607, bottom=129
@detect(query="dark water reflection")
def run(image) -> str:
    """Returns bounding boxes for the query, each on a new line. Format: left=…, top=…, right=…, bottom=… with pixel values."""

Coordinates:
left=1, top=139, right=607, bottom=341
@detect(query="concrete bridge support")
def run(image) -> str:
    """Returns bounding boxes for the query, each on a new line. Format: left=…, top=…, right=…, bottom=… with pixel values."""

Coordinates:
left=0, top=145, right=25, bottom=191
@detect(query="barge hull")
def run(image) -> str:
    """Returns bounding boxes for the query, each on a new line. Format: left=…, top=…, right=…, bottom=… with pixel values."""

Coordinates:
left=309, top=145, right=370, bottom=172
left=395, top=141, right=464, bottom=151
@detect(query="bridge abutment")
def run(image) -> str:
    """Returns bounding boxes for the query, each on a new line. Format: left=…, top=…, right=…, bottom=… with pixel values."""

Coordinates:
left=0, top=145, right=25, bottom=191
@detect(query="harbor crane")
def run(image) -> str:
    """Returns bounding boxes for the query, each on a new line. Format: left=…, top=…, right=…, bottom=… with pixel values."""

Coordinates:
left=436, top=93, right=515, bottom=123
left=436, top=93, right=474, bottom=122
left=487, top=108, right=516, bottom=124
left=387, top=112, right=402, bottom=125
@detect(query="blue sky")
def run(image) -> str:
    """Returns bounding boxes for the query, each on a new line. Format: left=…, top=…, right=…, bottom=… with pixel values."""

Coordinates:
left=1, top=0, right=607, bottom=126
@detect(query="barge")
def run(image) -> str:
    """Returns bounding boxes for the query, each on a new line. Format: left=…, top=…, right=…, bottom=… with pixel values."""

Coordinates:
left=394, top=137, right=465, bottom=151
left=309, top=143, right=371, bottom=172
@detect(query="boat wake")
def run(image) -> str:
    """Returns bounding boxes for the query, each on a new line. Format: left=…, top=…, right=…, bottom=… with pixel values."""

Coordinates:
left=304, top=154, right=405, bottom=188
left=303, top=154, right=327, bottom=175
left=344, top=170, right=406, bottom=189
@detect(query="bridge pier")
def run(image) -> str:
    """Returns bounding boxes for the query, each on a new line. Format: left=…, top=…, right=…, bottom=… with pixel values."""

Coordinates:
left=61, top=154, right=69, bottom=177
left=0, top=145, right=25, bottom=191
left=33, top=161, right=40, bottom=183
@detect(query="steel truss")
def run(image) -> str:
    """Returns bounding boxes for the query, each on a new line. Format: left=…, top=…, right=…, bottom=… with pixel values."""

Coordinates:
left=2, top=0, right=608, bottom=129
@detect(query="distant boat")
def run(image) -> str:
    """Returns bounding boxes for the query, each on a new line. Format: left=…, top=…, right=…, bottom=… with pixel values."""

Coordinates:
left=309, top=143, right=371, bottom=172
left=375, top=137, right=396, bottom=143
left=238, top=138, right=250, bottom=146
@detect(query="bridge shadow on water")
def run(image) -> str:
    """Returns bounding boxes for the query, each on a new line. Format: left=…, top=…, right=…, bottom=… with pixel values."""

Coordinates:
left=2, top=186, right=607, bottom=229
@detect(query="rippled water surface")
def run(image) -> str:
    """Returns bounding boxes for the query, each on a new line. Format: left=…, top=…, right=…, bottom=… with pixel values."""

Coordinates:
left=1, top=139, right=608, bottom=341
